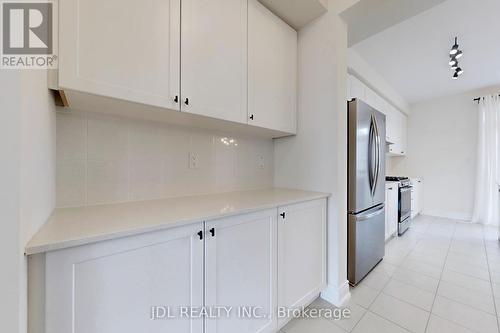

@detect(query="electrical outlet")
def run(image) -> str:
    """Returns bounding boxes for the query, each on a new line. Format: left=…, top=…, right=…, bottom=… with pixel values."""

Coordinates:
left=189, top=152, right=199, bottom=169
left=257, top=155, right=265, bottom=169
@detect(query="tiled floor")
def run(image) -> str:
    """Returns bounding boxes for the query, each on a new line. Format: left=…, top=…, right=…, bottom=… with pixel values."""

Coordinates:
left=281, top=215, right=500, bottom=333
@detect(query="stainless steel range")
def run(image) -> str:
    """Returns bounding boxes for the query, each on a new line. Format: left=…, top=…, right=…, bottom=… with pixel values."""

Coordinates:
left=386, top=176, right=412, bottom=235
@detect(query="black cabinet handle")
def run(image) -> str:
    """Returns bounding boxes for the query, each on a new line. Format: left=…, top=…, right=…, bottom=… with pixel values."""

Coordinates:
left=197, top=230, right=203, bottom=240
left=173, top=95, right=179, bottom=103
left=280, top=212, right=286, bottom=219
left=184, top=98, right=189, bottom=105
left=209, top=227, right=215, bottom=237
left=249, top=114, right=254, bottom=120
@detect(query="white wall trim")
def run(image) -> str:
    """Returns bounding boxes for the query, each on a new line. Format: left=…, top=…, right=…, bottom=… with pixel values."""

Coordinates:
left=320, top=280, right=351, bottom=307
left=422, top=210, right=472, bottom=222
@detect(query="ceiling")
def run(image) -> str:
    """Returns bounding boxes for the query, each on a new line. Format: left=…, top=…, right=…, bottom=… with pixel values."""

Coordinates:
left=341, top=0, right=447, bottom=46
left=350, top=0, right=500, bottom=104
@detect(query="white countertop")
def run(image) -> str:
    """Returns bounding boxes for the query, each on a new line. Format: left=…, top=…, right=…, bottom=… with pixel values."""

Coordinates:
left=26, top=188, right=330, bottom=255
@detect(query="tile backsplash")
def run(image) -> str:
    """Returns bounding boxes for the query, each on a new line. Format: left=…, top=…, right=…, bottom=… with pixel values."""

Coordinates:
left=56, top=110, right=274, bottom=207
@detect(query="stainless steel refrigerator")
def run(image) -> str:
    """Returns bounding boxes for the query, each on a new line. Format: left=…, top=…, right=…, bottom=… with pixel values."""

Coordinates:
left=348, top=99, right=386, bottom=285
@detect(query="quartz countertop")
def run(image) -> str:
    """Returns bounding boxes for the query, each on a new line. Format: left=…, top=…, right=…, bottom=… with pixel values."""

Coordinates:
left=26, top=188, right=330, bottom=255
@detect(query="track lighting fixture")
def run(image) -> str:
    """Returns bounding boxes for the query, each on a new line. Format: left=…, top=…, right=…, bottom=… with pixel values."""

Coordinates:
left=449, top=37, right=464, bottom=79
left=450, top=37, right=459, bottom=55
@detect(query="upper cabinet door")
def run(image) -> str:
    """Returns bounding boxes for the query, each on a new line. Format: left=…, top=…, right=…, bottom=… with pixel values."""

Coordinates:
left=181, top=0, right=248, bottom=124
left=59, top=0, right=180, bottom=110
left=248, top=0, right=297, bottom=134
left=205, top=209, right=277, bottom=333
left=349, top=75, right=366, bottom=101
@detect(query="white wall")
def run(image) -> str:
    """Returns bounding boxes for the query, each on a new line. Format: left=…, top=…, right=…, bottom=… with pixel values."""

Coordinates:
left=56, top=110, right=274, bottom=207
left=0, top=70, right=56, bottom=333
left=274, top=0, right=352, bottom=306
left=391, top=85, right=500, bottom=221
left=0, top=71, right=22, bottom=333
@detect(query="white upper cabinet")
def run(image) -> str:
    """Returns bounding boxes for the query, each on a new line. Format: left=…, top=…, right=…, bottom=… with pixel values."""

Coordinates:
left=180, top=0, right=248, bottom=124
left=248, top=0, right=297, bottom=133
left=205, top=209, right=277, bottom=333
left=385, top=104, right=397, bottom=144
left=347, top=74, right=408, bottom=155
left=55, top=0, right=299, bottom=137
left=388, top=109, right=407, bottom=156
left=348, top=75, right=365, bottom=101
left=57, top=0, right=180, bottom=110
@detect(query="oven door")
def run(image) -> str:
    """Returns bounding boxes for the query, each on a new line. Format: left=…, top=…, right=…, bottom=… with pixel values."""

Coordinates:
left=399, top=186, right=412, bottom=222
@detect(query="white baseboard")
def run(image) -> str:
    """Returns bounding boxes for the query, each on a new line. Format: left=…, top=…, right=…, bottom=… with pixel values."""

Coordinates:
left=320, top=280, right=350, bottom=307
left=422, top=210, right=472, bottom=222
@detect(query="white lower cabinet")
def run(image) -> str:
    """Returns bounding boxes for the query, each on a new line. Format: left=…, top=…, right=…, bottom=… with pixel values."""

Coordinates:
left=277, top=199, right=327, bottom=329
left=205, top=209, right=277, bottom=333
left=35, top=199, right=326, bottom=333
left=385, top=183, right=398, bottom=240
left=410, top=178, right=423, bottom=218
left=45, top=224, right=204, bottom=333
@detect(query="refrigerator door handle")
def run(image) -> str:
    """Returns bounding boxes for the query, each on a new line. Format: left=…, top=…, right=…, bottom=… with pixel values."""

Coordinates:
left=373, top=114, right=381, bottom=196
left=368, top=117, right=373, bottom=195
left=356, top=205, right=385, bottom=221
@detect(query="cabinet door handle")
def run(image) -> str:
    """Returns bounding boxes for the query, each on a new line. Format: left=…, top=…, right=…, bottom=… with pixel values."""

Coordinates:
left=209, top=227, right=215, bottom=237
left=197, top=230, right=203, bottom=240
left=184, top=98, right=189, bottom=105
left=388, top=187, right=393, bottom=190
left=173, top=95, right=179, bottom=103
left=280, top=212, right=286, bottom=219
left=249, top=114, right=254, bottom=120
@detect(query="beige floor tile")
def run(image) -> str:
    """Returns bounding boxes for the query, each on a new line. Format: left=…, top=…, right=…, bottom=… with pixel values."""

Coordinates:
left=437, top=280, right=496, bottom=314
left=282, top=317, right=347, bottom=333
left=432, top=296, right=499, bottom=333
left=358, top=271, right=390, bottom=291
left=350, top=284, right=379, bottom=309
left=351, top=312, right=409, bottom=333
left=382, top=279, right=435, bottom=311
left=441, top=270, right=493, bottom=295
left=426, top=315, right=475, bottom=333
left=400, top=258, right=442, bottom=279
left=309, top=299, right=366, bottom=332
left=370, top=293, right=429, bottom=333
left=391, top=267, right=440, bottom=293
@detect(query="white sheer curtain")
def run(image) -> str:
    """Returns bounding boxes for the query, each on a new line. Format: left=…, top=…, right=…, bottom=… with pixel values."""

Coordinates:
left=472, top=95, right=500, bottom=226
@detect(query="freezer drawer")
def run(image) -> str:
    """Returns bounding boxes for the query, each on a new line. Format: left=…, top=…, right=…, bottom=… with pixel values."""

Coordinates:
left=348, top=204, right=385, bottom=285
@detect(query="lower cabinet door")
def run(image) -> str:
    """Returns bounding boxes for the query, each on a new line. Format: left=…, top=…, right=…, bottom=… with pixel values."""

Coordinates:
left=277, top=199, right=327, bottom=328
left=205, top=209, right=277, bottom=333
left=45, top=223, right=204, bottom=333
